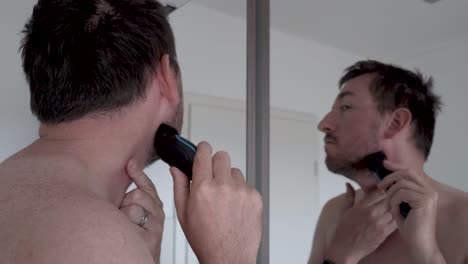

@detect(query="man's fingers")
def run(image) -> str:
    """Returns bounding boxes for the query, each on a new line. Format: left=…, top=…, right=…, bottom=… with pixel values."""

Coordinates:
left=192, top=142, right=213, bottom=182
left=171, top=166, right=190, bottom=223
left=382, top=160, right=425, bottom=186
left=389, top=189, right=422, bottom=211
left=377, top=172, right=401, bottom=191
left=383, top=160, right=406, bottom=172
left=386, top=179, right=424, bottom=200
left=120, top=204, right=165, bottom=230
left=379, top=211, right=394, bottom=225
left=369, top=198, right=391, bottom=219
left=120, top=188, right=163, bottom=215
left=120, top=204, right=145, bottom=225
left=378, top=170, right=425, bottom=192
left=231, top=168, right=246, bottom=184
left=377, top=171, right=411, bottom=191
left=213, top=151, right=232, bottom=182
left=383, top=219, right=398, bottom=237
left=374, top=211, right=396, bottom=234
left=390, top=204, right=405, bottom=227
left=361, top=188, right=387, bottom=207
left=127, top=159, right=159, bottom=199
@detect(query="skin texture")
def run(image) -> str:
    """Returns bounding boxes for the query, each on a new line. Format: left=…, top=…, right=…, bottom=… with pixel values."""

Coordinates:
left=308, top=74, right=468, bottom=264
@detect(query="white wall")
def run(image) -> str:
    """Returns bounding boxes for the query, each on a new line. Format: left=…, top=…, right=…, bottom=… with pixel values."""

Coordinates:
left=0, top=0, right=38, bottom=162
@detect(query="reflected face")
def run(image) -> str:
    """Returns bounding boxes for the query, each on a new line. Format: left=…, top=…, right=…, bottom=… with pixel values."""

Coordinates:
left=318, top=74, right=383, bottom=178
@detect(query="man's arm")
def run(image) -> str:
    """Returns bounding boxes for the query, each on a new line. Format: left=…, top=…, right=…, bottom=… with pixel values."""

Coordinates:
left=377, top=160, right=447, bottom=264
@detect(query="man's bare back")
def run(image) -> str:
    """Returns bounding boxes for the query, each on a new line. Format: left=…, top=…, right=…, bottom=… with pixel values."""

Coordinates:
left=309, top=183, right=468, bottom=264
left=0, top=148, right=154, bottom=263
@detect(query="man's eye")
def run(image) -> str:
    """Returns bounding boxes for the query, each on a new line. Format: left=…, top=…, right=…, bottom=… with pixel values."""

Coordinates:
left=340, top=105, right=352, bottom=112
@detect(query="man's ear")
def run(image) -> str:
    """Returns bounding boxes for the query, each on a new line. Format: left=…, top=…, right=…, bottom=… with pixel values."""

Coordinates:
left=157, top=54, right=180, bottom=106
left=384, top=108, right=412, bottom=139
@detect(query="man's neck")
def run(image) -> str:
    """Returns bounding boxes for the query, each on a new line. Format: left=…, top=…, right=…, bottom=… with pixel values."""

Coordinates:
left=35, top=117, right=153, bottom=206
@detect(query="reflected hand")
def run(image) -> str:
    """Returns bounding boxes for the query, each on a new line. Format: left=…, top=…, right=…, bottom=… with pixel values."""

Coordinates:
left=324, top=183, right=397, bottom=264
left=377, top=160, right=445, bottom=263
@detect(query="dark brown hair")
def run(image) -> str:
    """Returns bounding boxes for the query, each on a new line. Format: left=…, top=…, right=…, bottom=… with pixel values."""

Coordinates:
left=21, top=0, right=179, bottom=123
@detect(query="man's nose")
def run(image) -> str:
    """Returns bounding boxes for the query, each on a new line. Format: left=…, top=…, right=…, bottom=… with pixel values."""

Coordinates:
left=317, top=112, right=335, bottom=133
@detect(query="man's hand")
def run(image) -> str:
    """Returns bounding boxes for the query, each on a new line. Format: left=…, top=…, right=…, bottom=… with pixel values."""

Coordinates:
left=324, top=183, right=397, bottom=264
left=377, top=160, right=446, bottom=264
left=170, top=142, right=263, bottom=264
left=120, top=160, right=165, bottom=264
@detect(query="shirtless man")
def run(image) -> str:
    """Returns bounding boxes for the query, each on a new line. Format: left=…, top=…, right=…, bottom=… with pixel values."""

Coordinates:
left=0, top=0, right=262, bottom=263
left=308, top=60, right=468, bottom=264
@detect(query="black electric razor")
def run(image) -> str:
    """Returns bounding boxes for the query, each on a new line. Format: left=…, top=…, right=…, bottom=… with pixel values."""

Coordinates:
left=365, top=151, right=411, bottom=218
left=154, top=124, right=197, bottom=180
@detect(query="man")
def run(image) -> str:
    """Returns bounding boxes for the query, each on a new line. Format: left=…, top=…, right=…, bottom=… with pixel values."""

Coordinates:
left=0, top=0, right=262, bottom=263
left=308, top=60, right=468, bottom=264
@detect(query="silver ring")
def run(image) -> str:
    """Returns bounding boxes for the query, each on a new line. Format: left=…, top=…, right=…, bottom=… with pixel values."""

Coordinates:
left=138, top=208, right=149, bottom=227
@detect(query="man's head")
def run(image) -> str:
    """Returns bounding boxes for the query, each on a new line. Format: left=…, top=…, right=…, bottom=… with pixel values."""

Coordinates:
left=21, top=0, right=182, bottom=165
left=318, top=60, right=442, bottom=178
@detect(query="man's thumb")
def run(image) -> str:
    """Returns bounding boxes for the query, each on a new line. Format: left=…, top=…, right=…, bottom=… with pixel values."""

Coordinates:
left=345, top=182, right=356, bottom=208
left=170, top=167, right=189, bottom=223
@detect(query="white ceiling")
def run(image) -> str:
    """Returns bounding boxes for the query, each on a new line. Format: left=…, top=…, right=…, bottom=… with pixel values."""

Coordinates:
left=192, top=0, right=468, bottom=60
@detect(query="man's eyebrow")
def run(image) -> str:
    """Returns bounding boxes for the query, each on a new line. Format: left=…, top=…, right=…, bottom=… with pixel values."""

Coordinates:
left=337, top=91, right=354, bottom=101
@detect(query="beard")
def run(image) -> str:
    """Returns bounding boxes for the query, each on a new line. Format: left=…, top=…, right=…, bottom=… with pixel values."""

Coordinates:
left=325, top=131, right=380, bottom=179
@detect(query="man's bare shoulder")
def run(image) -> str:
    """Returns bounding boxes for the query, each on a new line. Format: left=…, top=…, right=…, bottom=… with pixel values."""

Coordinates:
left=445, top=188, right=468, bottom=225
left=316, top=190, right=356, bottom=235
left=308, top=189, right=357, bottom=263
left=8, top=192, right=153, bottom=264
left=317, top=187, right=364, bottom=236
left=320, top=193, right=346, bottom=219
left=433, top=186, right=468, bottom=263
left=321, top=188, right=361, bottom=217
left=0, top=157, right=153, bottom=263
left=438, top=183, right=468, bottom=220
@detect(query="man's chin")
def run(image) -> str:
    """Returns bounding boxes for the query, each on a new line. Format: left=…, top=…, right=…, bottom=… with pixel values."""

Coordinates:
left=326, top=157, right=382, bottom=189
left=326, top=157, right=347, bottom=173
left=325, top=157, right=358, bottom=179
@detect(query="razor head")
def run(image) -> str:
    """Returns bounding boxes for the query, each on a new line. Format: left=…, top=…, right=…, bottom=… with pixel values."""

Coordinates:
left=154, top=124, right=197, bottom=180
left=364, top=151, right=392, bottom=180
